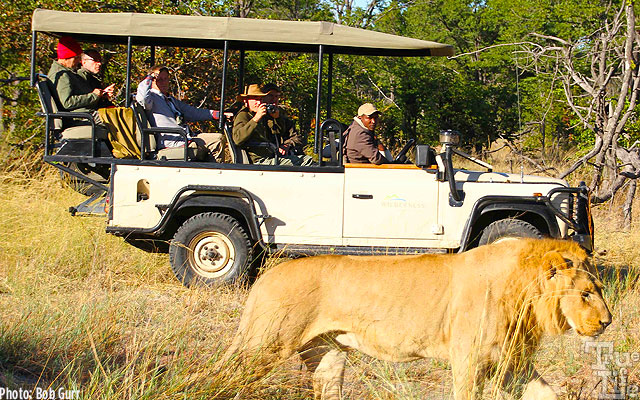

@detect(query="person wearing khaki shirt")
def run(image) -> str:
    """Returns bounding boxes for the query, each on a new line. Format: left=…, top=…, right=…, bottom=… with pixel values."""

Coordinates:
left=233, top=83, right=313, bottom=166
left=342, top=103, right=390, bottom=165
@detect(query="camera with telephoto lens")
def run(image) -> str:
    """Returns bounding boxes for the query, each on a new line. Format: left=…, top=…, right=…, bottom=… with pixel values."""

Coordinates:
left=266, top=104, right=278, bottom=114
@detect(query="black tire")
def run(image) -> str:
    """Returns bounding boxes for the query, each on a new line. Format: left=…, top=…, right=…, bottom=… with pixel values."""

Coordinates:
left=478, top=219, right=543, bottom=246
left=169, top=212, right=252, bottom=287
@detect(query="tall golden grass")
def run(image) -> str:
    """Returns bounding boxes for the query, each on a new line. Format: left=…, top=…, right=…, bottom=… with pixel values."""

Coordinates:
left=0, top=148, right=637, bottom=399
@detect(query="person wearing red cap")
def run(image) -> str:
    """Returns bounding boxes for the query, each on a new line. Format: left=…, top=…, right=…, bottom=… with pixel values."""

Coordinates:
left=47, top=36, right=111, bottom=137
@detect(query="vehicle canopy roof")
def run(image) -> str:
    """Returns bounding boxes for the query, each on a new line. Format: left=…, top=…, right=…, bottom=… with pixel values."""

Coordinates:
left=31, top=9, right=454, bottom=57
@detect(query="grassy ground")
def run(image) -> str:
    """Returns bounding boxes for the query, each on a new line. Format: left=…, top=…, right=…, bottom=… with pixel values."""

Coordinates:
left=0, top=150, right=638, bottom=399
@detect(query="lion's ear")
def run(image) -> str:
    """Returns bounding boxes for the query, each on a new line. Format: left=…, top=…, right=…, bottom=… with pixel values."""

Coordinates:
left=542, top=251, right=571, bottom=280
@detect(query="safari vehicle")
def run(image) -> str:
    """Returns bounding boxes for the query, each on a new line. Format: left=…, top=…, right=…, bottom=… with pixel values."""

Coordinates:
left=31, top=9, right=593, bottom=287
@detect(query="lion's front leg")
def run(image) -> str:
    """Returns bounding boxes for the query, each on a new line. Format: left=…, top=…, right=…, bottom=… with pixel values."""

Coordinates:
left=499, top=367, right=557, bottom=400
left=299, top=345, right=347, bottom=400
left=521, top=371, right=557, bottom=400
left=450, top=354, right=488, bottom=400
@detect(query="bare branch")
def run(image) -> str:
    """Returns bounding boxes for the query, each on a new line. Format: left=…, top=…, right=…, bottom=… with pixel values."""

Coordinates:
left=447, top=42, right=542, bottom=60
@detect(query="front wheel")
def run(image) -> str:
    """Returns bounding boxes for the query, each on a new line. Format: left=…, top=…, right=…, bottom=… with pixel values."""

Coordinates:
left=478, top=219, right=543, bottom=246
left=169, top=212, right=252, bottom=287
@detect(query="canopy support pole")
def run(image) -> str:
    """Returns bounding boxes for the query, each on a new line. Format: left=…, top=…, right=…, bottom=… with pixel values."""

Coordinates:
left=327, top=52, right=333, bottom=119
left=220, top=41, right=229, bottom=129
left=125, top=37, right=132, bottom=108
left=30, top=32, right=37, bottom=86
left=314, top=45, right=324, bottom=155
left=238, top=49, right=245, bottom=94
left=150, top=46, right=155, bottom=66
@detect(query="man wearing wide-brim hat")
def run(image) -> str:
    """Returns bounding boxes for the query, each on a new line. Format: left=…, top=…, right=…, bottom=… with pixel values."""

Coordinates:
left=342, top=103, right=390, bottom=164
left=232, top=83, right=313, bottom=166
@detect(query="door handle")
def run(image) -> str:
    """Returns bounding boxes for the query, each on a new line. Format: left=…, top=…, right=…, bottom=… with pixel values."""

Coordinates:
left=352, top=194, right=373, bottom=199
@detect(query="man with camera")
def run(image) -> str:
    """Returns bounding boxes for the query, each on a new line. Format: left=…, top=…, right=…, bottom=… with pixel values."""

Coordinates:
left=136, top=65, right=224, bottom=161
left=232, top=83, right=313, bottom=166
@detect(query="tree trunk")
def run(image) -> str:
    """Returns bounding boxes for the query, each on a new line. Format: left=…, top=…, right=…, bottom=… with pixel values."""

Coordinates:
left=527, top=2, right=640, bottom=221
left=623, top=180, right=636, bottom=231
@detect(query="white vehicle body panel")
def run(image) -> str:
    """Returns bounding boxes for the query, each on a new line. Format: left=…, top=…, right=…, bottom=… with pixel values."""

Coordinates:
left=110, top=165, right=345, bottom=245
left=343, top=166, right=439, bottom=241
left=109, top=159, right=570, bottom=250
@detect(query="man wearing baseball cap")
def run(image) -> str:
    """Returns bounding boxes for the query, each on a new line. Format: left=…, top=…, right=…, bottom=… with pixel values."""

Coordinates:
left=233, top=83, right=313, bottom=166
left=47, top=36, right=111, bottom=137
left=342, top=103, right=390, bottom=164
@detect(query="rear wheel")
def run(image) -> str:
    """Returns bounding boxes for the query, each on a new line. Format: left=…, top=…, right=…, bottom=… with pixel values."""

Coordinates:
left=478, top=219, right=543, bottom=246
left=169, top=212, right=252, bottom=287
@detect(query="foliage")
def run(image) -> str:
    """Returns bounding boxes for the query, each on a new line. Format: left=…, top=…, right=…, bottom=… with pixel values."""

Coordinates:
left=0, top=0, right=634, bottom=170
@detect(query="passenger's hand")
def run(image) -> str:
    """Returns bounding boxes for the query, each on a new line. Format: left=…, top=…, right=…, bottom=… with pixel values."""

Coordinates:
left=252, top=103, right=267, bottom=122
left=103, top=83, right=115, bottom=99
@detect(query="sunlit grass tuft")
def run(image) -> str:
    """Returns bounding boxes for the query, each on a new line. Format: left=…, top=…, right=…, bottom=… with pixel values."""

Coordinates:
left=0, top=147, right=638, bottom=398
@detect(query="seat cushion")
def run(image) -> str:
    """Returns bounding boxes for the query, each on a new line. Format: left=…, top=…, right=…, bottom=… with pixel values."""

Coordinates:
left=61, top=125, right=108, bottom=140
left=157, top=143, right=206, bottom=161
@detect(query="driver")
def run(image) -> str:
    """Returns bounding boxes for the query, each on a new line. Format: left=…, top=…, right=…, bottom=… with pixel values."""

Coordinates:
left=342, top=103, right=390, bottom=164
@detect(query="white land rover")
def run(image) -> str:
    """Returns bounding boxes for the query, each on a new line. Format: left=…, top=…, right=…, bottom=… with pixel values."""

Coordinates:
left=105, top=129, right=591, bottom=286
left=31, top=10, right=592, bottom=287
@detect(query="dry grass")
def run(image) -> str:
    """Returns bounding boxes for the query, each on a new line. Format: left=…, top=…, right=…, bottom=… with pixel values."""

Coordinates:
left=0, top=148, right=638, bottom=399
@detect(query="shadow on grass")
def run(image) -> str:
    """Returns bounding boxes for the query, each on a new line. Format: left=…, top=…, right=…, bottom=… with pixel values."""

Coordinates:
left=595, top=262, right=639, bottom=305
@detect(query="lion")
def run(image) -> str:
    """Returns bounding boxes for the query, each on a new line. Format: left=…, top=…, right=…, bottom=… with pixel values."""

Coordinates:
left=223, top=238, right=612, bottom=399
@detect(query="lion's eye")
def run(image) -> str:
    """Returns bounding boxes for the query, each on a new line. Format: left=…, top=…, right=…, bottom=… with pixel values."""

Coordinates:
left=582, top=292, right=591, bottom=300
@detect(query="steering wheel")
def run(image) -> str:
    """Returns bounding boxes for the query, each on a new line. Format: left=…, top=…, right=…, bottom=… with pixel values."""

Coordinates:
left=393, top=138, right=416, bottom=164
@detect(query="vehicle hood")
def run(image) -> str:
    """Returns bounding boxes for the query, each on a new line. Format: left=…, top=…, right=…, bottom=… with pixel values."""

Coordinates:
left=453, top=170, right=568, bottom=186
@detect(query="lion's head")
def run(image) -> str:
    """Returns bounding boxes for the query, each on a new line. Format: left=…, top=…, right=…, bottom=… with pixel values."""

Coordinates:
left=525, top=241, right=612, bottom=338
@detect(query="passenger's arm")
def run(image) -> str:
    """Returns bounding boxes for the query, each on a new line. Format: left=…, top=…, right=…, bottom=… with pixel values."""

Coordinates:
left=174, top=98, right=220, bottom=122
left=232, top=112, right=258, bottom=145
left=281, top=117, right=303, bottom=148
left=135, top=76, right=154, bottom=109
left=53, top=71, right=100, bottom=111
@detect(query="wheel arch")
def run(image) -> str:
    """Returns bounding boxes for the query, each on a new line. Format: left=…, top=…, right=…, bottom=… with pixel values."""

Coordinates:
left=107, top=185, right=267, bottom=252
left=459, top=197, right=561, bottom=251
left=171, top=194, right=263, bottom=245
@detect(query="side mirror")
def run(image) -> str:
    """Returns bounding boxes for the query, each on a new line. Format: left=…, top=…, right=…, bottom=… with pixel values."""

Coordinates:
left=415, top=145, right=436, bottom=168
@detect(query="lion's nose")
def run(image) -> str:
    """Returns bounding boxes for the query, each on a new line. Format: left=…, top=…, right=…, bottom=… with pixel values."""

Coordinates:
left=601, top=314, right=612, bottom=330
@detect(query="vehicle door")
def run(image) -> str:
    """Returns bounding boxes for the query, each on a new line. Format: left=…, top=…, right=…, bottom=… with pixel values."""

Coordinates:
left=342, top=164, right=440, bottom=245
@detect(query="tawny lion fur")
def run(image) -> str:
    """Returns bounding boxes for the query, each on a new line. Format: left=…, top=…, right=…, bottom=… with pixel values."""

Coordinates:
left=224, top=238, right=611, bottom=399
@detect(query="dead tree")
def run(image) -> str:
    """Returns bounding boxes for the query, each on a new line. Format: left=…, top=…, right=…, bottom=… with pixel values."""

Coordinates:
left=519, top=1, right=640, bottom=228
